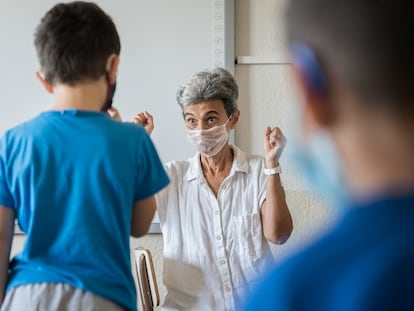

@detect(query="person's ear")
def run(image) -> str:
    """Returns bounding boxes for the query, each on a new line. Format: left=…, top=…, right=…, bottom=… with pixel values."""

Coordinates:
left=290, top=43, right=332, bottom=129
left=106, top=54, right=120, bottom=85
left=35, top=71, right=53, bottom=94
left=229, top=109, right=240, bottom=129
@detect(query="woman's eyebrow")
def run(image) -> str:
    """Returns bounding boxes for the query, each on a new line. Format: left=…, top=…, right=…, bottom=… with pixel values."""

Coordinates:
left=184, top=111, right=220, bottom=118
left=183, top=112, right=195, bottom=118
left=204, top=111, right=220, bottom=116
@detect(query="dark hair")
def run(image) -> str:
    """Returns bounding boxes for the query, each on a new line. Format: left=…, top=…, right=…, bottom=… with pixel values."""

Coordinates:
left=286, top=0, right=414, bottom=117
left=34, top=1, right=121, bottom=86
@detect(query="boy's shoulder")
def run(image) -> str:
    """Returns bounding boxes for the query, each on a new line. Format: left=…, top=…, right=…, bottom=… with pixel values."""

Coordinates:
left=0, top=112, right=45, bottom=140
left=247, top=199, right=414, bottom=310
left=1, top=111, right=149, bottom=145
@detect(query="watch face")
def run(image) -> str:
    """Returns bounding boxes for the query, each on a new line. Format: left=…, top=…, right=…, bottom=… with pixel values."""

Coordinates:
left=264, top=166, right=281, bottom=175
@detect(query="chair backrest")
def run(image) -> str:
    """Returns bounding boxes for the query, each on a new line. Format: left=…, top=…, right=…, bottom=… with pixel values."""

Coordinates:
left=134, top=248, right=160, bottom=311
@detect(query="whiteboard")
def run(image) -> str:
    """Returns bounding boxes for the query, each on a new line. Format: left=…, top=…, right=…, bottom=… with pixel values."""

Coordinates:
left=0, top=0, right=234, bottom=162
left=0, top=0, right=234, bottom=233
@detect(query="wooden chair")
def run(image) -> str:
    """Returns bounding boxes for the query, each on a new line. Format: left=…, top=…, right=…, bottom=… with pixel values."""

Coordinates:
left=134, top=248, right=160, bottom=311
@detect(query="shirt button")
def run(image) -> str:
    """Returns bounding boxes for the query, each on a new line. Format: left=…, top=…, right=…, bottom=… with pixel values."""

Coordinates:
left=225, top=287, right=231, bottom=292
left=215, top=210, right=220, bottom=215
left=220, top=260, right=226, bottom=265
left=216, top=235, right=222, bottom=240
left=222, top=184, right=227, bottom=190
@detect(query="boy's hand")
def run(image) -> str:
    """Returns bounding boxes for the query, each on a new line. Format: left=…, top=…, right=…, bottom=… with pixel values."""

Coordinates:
left=107, top=107, right=122, bottom=121
left=264, top=126, right=287, bottom=168
left=133, top=111, right=154, bottom=135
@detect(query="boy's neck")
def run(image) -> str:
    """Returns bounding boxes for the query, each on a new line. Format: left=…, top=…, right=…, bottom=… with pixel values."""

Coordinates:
left=51, top=77, right=107, bottom=111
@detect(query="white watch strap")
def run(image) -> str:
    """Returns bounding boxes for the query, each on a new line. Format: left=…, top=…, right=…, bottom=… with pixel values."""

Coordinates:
left=264, top=165, right=282, bottom=175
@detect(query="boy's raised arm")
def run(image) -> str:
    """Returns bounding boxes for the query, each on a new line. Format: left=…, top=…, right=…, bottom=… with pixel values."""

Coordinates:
left=130, top=196, right=156, bottom=238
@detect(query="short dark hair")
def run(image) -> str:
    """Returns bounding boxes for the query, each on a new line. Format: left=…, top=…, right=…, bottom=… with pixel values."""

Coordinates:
left=34, top=1, right=121, bottom=86
left=286, top=0, right=414, bottom=117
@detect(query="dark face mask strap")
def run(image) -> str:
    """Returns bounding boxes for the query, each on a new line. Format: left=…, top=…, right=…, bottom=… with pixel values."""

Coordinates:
left=101, top=74, right=117, bottom=112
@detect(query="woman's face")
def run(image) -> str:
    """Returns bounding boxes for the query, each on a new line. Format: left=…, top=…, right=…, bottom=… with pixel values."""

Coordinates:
left=183, top=99, right=230, bottom=130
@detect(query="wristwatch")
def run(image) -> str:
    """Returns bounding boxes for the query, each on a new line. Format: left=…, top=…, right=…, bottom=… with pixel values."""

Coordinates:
left=264, top=165, right=282, bottom=175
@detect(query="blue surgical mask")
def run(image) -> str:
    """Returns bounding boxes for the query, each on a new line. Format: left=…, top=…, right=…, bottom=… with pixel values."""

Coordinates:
left=287, top=131, right=350, bottom=208
left=284, top=99, right=350, bottom=209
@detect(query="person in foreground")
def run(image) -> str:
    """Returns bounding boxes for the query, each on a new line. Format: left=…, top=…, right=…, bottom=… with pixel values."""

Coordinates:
left=0, top=2, right=169, bottom=311
left=244, top=1, right=414, bottom=310
left=134, top=67, right=293, bottom=311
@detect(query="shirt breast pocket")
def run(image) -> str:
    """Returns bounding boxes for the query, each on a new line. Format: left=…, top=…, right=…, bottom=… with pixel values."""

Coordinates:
left=231, top=213, right=271, bottom=288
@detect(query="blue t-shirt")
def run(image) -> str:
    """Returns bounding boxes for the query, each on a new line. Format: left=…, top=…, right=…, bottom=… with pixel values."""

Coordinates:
left=0, top=110, right=170, bottom=311
left=244, top=194, right=414, bottom=311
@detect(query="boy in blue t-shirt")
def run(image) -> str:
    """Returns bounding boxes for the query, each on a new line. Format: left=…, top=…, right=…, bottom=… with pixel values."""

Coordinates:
left=0, top=2, right=169, bottom=311
left=244, top=0, right=414, bottom=310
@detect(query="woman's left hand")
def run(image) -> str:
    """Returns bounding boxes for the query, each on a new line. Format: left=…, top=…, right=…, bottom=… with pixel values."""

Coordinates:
left=264, top=126, right=287, bottom=166
left=132, top=111, right=154, bottom=135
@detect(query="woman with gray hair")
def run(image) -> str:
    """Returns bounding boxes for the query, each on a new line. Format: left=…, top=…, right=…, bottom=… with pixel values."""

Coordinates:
left=134, top=67, right=292, bottom=311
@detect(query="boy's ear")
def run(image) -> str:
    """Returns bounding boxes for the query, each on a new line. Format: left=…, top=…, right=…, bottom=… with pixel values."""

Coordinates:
left=106, top=54, right=120, bottom=85
left=35, top=71, right=53, bottom=94
left=229, top=109, right=240, bottom=129
left=290, top=43, right=332, bottom=129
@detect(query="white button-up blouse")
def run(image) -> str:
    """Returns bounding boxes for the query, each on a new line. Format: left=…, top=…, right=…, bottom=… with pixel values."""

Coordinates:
left=156, top=145, right=274, bottom=311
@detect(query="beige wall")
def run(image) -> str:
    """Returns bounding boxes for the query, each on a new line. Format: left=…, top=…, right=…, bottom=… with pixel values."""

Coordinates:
left=234, top=0, right=338, bottom=262
left=11, top=0, right=337, bottom=308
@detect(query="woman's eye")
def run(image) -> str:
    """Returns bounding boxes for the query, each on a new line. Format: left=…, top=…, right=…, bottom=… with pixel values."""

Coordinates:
left=186, top=118, right=198, bottom=129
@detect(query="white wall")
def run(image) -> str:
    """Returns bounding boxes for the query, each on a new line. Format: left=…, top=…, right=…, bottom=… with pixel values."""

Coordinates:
left=11, top=0, right=338, bottom=309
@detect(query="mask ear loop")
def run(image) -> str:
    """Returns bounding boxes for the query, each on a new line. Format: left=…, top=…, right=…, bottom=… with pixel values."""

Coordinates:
left=290, top=42, right=328, bottom=95
left=101, top=74, right=117, bottom=112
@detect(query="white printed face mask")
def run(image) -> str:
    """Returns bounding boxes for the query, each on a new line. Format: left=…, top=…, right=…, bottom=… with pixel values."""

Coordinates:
left=186, top=116, right=232, bottom=157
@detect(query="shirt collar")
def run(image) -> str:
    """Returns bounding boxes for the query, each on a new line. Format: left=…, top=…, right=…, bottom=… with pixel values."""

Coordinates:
left=184, top=144, right=250, bottom=182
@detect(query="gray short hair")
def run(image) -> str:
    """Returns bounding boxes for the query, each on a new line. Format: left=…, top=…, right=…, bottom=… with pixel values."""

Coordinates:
left=176, top=67, right=239, bottom=117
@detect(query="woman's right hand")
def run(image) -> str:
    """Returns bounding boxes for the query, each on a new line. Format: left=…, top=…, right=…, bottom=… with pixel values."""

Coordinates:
left=132, top=111, right=154, bottom=135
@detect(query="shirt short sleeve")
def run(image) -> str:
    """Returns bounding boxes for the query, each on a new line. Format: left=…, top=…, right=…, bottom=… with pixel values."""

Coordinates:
left=133, top=132, right=170, bottom=201
left=0, top=135, right=14, bottom=209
